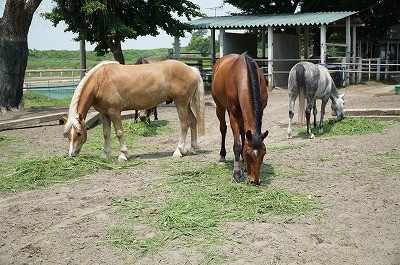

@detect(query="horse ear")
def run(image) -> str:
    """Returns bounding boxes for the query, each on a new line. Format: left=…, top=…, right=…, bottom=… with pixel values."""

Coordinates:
left=78, top=113, right=84, bottom=122
left=62, top=115, right=68, bottom=122
left=340, top=92, right=345, bottom=99
left=246, top=130, right=252, bottom=140
left=261, top=130, right=269, bottom=140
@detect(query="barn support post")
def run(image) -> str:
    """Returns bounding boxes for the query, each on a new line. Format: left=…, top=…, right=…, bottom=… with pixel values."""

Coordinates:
left=304, top=27, right=309, bottom=59
left=267, top=26, right=274, bottom=90
left=345, top=16, right=351, bottom=85
left=219, top=29, right=225, bottom=58
left=320, top=25, right=327, bottom=65
left=261, top=29, right=266, bottom=59
left=210, top=29, right=216, bottom=67
left=351, top=26, right=357, bottom=83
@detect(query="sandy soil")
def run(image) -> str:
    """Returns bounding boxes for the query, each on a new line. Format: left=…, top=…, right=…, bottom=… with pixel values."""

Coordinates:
left=0, top=83, right=399, bottom=264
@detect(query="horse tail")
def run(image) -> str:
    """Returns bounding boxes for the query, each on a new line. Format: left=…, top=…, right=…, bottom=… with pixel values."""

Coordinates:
left=296, top=64, right=306, bottom=124
left=190, top=67, right=206, bottom=136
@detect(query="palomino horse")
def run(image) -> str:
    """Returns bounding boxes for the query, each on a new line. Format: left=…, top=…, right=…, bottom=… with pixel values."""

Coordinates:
left=134, top=57, right=158, bottom=122
left=64, top=60, right=205, bottom=160
left=212, top=53, right=268, bottom=185
left=287, top=62, right=345, bottom=139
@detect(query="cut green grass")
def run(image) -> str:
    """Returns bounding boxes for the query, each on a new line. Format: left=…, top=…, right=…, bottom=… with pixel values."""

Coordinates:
left=269, top=143, right=309, bottom=152
left=0, top=156, right=144, bottom=193
left=299, top=117, right=388, bottom=137
left=108, top=161, right=319, bottom=258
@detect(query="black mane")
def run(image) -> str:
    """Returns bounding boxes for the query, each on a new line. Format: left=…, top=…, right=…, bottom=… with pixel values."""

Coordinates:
left=243, top=52, right=263, bottom=148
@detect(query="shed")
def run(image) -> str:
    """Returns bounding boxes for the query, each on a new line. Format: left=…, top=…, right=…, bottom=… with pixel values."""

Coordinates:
left=180, top=11, right=363, bottom=88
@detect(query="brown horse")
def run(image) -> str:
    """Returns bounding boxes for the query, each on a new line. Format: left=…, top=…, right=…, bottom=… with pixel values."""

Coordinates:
left=64, top=60, right=205, bottom=161
left=211, top=53, right=268, bottom=185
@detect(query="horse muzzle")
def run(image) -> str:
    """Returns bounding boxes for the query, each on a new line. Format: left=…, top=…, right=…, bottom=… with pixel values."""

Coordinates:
left=69, top=147, right=81, bottom=158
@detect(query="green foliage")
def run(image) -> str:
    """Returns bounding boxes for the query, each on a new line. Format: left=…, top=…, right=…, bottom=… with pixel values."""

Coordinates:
left=43, top=0, right=203, bottom=60
left=187, top=30, right=219, bottom=56
left=27, top=48, right=169, bottom=69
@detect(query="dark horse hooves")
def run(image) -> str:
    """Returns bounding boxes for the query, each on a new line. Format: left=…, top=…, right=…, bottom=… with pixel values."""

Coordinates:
left=233, top=171, right=241, bottom=183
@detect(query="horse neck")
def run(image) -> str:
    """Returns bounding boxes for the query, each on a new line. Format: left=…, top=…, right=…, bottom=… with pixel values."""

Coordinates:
left=329, top=81, right=340, bottom=101
left=76, top=88, right=95, bottom=119
left=243, top=53, right=263, bottom=134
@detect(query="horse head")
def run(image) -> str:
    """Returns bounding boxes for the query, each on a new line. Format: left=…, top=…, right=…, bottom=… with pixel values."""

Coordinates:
left=63, top=113, right=87, bottom=157
left=331, top=93, right=346, bottom=120
left=242, top=130, right=269, bottom=185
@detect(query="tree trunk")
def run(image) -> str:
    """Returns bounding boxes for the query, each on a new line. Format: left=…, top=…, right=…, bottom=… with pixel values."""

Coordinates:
left=0, top=0, right=42, bottom=112
left=107, top=39, right=125, bottom=65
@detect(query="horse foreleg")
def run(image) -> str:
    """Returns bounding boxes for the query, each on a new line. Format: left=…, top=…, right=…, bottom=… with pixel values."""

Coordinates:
left=229, top=114, right=242, bottom=183
left=173, top=105, right=190, bottom=157
left=319, top=98, right=329, bottom=134
left=287, top=97, right=295, bottom=139
left=216, top=104, right=227, bottom=162
left=109, top=111, right=129, bottom=161
left=100, top=113, right=112, bottom=158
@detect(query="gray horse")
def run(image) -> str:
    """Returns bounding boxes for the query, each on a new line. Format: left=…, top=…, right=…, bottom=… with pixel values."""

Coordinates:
left=287, top=62, right=345, bottom=139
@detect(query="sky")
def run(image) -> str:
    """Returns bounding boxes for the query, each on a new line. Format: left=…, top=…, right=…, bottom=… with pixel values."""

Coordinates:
left=0, top=0, right=239, bottom=51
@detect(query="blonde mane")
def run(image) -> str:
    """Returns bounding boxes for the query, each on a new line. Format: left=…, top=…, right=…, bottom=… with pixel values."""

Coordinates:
left=64, top=61, right=118, bottom=133
left=68, top=61, right=118, bottom=118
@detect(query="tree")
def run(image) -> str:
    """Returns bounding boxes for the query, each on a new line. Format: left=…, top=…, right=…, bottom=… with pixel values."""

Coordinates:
left=0, top=0, right=42, bottom=112
left=44, top=0, right=202, bottom=64
left=187, top=30, right=219, bottom=56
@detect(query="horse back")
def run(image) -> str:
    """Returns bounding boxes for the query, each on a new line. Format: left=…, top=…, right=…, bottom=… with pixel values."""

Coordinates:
left=91, top=60, right=199, bottom=111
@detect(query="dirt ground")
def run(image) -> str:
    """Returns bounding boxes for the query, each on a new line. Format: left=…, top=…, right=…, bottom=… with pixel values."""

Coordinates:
left=1, top=83, right=399, bottom=264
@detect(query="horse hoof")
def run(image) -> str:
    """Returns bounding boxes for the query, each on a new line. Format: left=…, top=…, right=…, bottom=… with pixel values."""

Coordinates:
left=219, top=156, right=226, bottom=163
left=172, top=150, right=182, bottom=158
left=188, top=148, right=197, bottom=155
left=233, top=172, right=241, bottom=183
left=319, top=128, right=324, bottom=134
left=287, top=133, right=292, bottom=139
left=101, top=153, right=109, bottom=159
left=118, top=154, right=128, bottom=162
left=309, top=133, right=315, bottom=139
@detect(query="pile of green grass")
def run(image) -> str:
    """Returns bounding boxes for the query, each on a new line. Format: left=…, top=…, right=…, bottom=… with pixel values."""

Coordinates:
left=108, top=161, right=319, bottom=255
left=299, top=117, right=388, bottom=137
left=0, top=156, right=144, bottom=193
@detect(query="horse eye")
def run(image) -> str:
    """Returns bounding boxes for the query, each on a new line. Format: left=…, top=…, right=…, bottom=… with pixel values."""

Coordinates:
left=77, top=132, right=82, bottom=137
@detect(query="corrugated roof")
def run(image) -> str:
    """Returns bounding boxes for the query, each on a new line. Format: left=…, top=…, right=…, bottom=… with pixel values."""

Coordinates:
left=189, top=11, right=359, bottom=29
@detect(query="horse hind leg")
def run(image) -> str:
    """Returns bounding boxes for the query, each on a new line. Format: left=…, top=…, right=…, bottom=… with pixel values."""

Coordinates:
left=187, top=105, right=199, bottom=154
left=312, top=99, right=318, bottom=128
left=287, top=96, right=296, bottom=139
left=306, top=99, right=315, bottom=139
left=173, top=104, right=190, bottom=157
left=319, top=98, right=329, bottom=134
